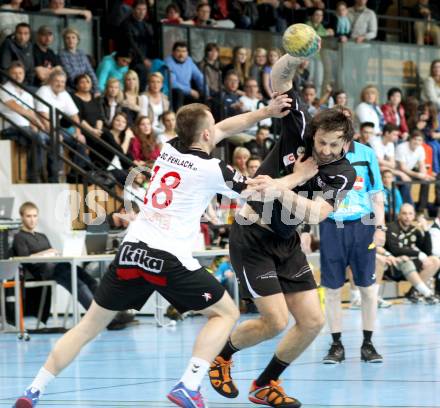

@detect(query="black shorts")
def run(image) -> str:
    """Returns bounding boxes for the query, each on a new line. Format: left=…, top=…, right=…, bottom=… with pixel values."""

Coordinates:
left=94, top=241, right=225, bottom=313
left=229, top=221, right=317, bottom=299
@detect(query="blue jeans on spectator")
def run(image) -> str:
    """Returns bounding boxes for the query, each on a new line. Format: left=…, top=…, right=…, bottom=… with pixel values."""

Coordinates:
left=397, top=176, right=413, bottom=205
left=42, top=263, right=98, bottom=310
left=1, top=126, right=49, bottom=182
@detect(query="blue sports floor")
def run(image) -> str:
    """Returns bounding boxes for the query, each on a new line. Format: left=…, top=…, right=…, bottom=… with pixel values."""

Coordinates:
left=1, top=304, right=439, bottom=407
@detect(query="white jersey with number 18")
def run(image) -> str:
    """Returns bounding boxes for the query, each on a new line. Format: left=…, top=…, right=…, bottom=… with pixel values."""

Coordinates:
left=124, top=139, right=247, bottom=270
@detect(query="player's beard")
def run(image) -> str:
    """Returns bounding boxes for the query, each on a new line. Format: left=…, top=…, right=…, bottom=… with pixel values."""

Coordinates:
left=312, top=149, right=343, bottom=166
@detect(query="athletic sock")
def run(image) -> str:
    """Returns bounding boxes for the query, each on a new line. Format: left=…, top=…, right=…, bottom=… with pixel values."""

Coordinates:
left=331, top=332, right=342, bottom=343
left=255, top=355, right=289, bottom=387
left=179, top=357, right=210, bottom=391
left=219, top=339, right=240, bottom=361
left=415, top=282, right=432, bottom=297
left=28, top=367, right=55, bottom=394
left=363, top=330, right=373, bottom=344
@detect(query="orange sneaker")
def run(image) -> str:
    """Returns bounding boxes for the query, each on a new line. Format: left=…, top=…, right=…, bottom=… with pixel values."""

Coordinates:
left=208, top=356, right=239, bottom=398
left=248, top=380, right=302, bottom=407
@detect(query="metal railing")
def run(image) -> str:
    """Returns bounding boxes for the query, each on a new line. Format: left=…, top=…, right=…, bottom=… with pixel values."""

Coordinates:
left=0, top=69, right=146, bottom=213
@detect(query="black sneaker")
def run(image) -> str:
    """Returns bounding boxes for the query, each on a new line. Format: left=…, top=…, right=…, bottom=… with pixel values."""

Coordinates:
left=423, top=295, right=440, bottom=305
left=323, top=341, right=345, bottom=364
left=361, top=341, right=383, bottom=363
left=404, top=287, right=420, bottom=304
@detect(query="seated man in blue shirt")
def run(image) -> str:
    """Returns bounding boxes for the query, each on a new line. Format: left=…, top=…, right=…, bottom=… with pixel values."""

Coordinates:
left=165, top=41, right=207, bottom=111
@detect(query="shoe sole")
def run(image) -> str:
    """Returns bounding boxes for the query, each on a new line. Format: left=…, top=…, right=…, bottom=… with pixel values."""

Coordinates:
left=361, top=358, right=383, bottom=363
left=209, top=381, right=239, bottom=398
left=249, top=395, right=302, bottom=408
left=14, top=398, right=33, bottom=408
left=322, top=359, right=344, bottom=364
left=167, top=393, right=198, bottom=408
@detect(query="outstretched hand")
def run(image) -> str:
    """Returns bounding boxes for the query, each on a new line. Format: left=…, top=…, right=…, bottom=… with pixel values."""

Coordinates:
left=266, top=93, right=292, bottom=118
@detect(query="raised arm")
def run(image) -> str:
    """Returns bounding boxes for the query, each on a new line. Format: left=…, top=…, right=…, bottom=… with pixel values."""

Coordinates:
left=271, top=54, right=304, bottom=94
left=214, top=93, right=292, bottom=144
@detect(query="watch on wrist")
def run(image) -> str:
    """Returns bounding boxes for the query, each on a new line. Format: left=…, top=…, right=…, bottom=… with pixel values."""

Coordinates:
left=375, top=225, right=387, bottom=232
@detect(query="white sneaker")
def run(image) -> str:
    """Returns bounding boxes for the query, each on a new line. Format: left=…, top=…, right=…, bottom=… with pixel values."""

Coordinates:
left=378, top=297, right=392, bottom=308
left=349, top=298, right=362, bottom=309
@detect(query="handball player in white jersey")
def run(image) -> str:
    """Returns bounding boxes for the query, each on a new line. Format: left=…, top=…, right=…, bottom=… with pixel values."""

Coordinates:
left=13, top=95, right=292, bottom=408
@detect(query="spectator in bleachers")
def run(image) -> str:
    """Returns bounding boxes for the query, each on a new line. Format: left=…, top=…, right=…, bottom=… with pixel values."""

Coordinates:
left=333, top=89, right=348, bottom=107
left=98, top=112, right=134, bottom=184
left=355, top=85, right=384, bottom=136
left=214, top=70, right=243, bottom=120
left=72, top=74, right=104, bottom=140
left=144, top=72, right=170, bottom=134
left=330, top=1, right=351, bottom=42
left=116, top=0, right=156, bottom=93
left=249, top=47, right=267, bottom=95
left=370, top=123, right=409, bottom=179
left=222, top=46, right=250, bottom=89
left=262, top=48, right=281, bottom=99
left=0, top=0, right=29, bottom=44
left=381, top=87, right=409, bottom=140
left=0, top=61, right=47, bottom=182
left=239, top=78, right=271, bottom=134
left=395, top=129, right=434, bottom=204
left=384, top=203, right=440, bottom=304
left=279, top=0, right=308, bottom=27
left=229, top=0, right=259, bottom=29
left=244, top=126, right=274, bottom=160
left=100, top=78, right=123, bottom=127
left=417, top=101, right=440, bottom=175
left=382, top=169, right=402, bottom=222
left=358, top=121, right=375, bottom=146
left=43, top=0, right=92, bottom=21
left=246, top=156, right=262, bottom=178
left=190, top=3, right=235, bottom=28
left=130, top=115, right=161, bottom=164
left=302, top=83, right=319, bottom=116
left=293, top=59, right=310, bottom=92
left=0, top=22, right=34, bottom=86
left=161, top=3, right=184, bottom=24
left=198, top=43, right=222, bottom=95
left=165, top=41, right=205, bottom=111
left=157, top=110, right=177, bottom=144
left=422, top=59, right=440, bottom=110
left=255, top=0, right=282, bottom=32
left=232, top=146, right=251, bottom=176
left=33, top=25, right=62, bottom=88
left=175, top=0, right=199, bottom=20
left=36, top=69, right=89, bottom=178
left=306, top=8, right=333, bottom=96
left=348, top=0, right=378, bottom=43
left=120, top=69, right=148, bottom=125
left=59, top=27, right=98, bottom=94
left=96, top=50, right=132, bottom=94
left=411, top=0, right=440, bottom=46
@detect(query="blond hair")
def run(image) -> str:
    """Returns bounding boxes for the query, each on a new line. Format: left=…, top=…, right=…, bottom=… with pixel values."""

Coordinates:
left=62, top=27, right=80, bottom=43
left=105, top=78, right=123, bottom=103
left=360, top=85, right=379, bottom=103
left=19, top=201, right=38, bottom=216
left=124, top=69, right=140, bottom=95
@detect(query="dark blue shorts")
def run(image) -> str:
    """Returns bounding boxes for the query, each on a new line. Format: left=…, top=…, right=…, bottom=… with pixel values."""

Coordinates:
left=319, top=218, right=376, bottom=289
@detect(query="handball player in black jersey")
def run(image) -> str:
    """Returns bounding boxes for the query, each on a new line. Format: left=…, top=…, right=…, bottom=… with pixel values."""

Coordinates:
left=209, top=52, right=357, bottom=407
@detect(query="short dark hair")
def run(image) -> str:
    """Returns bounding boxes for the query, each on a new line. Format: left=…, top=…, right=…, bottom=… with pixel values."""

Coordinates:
left=303, top=83, right=316, bottom=92
left=166, top=3, right=180, bottom=14
left=73, top=73, right=91, bottom=88
left=410, top=129, right=424, bottom=140
left=176, top=103, right=211, bottom=149
left=247, top=156, right=262, bottom=165
left=15, top=22, right=31, bottom=32
left=172, top=41, right=188, bottom=52
left=360, top=121, right=375, bottom=130
left=8, top=61, right=25, bottom=71
left=133, top=0, right=147, bottom=8
left=224, top=70, right=239, bottom=81
left=197, top=3, right=210, bottom=11
left=204, top=43, right=219, bottom=55
left=115, top=49, right=133, bottom=60
left=383, top=123, right=399, bottom=134
left=256, top=126, right=270, bottom=134
left=19, top=201, right=38, bottom=216
left=387, top=87, right=402, bottom=100
left=309, top=107, right=355, bottom=143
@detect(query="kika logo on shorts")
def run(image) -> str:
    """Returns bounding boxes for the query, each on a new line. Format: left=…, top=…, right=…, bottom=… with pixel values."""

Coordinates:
left=119, top=244, right=164, bottom=274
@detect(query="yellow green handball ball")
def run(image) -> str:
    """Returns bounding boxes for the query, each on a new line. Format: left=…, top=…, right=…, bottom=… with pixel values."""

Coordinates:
left=282, top=23, right=321, bottom=58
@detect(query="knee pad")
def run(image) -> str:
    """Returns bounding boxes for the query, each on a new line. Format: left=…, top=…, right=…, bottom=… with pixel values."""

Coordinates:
left=397, top=260, right=417, bottom=279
